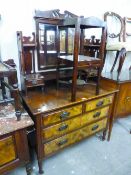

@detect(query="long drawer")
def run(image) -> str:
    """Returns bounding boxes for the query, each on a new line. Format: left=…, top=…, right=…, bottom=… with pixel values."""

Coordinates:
left=0, top=136, right=16, bottom=166
left=85, top=95, right=113, bottom=111
left=42, top=104, right=82, bottom=127
left=42, top=116, right=81, bottom=141
left=44, top=118, right=107, bottom=156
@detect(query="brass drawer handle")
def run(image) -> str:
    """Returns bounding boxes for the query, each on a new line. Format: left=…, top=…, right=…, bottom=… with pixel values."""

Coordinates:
left=60, top=111, right=70, bottom=119
left=58, top=138, right=68, bottom=146
left=96, top=100, right=104, bottom=107
left=92, top=124, right=99, bottom=131
left=93, top=111, right=101, bottom=118
left=58, top=124, right=68, bottom=131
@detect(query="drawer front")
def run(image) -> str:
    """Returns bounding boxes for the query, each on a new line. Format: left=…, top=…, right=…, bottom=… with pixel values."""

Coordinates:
left=82, top=106, right=109, bottom=125
left=43, top=116, right=81, bottom=141
left=86, top=95, right=113, bottom=112
left=26, top=79, right=44, bottom=87
left=44, top=130, right=81, bottom=156
left=0, top=136, right=16, bottom=166
left=44, top=118, right=107, bottom=156
left=80, top=118, right=107, bottom=138
left=43, top=105, right=82, bottom=126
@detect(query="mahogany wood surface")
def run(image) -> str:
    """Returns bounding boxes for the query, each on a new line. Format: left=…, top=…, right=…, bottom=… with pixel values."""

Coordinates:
left=22, top=85, right=116, bottom=115
left=100, top=71, right=131, bottom=118
left=17, top=31, right=45, bottom=95
left=22, top=85, right=118, bottom=174
left=58, top=16, right=106, bottom=101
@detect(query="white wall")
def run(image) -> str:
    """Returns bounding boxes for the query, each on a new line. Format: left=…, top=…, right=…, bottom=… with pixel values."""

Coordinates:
left=0, top=0, right=131, bottom=86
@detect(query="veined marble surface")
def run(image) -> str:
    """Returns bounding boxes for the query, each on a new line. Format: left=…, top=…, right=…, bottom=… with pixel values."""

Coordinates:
left=0, top=103, right=34, bottom=136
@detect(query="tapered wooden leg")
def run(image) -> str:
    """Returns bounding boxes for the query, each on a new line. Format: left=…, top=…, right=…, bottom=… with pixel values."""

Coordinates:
left=25, top=163, right=32, bottom=175
left=108, top=91, right=119, bottom=141
left=38, top=159, right=44, bottom=174
left=102, top=129, right=107, bottom=141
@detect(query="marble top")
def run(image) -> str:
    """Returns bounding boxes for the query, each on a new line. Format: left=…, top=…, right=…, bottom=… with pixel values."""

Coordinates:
left=0, top=103, right=34, bottom=136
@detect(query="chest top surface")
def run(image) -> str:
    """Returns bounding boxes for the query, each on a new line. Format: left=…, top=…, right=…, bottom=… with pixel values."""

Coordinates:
left=22, top=85, right=117, bottom=115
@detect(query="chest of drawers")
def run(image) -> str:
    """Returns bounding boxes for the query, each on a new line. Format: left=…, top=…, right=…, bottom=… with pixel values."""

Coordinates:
left=22, top=88, right=117, bottom=174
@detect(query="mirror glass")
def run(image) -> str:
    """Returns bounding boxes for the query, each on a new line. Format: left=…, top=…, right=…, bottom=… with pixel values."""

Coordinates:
left=38, top=23, right=57, bottom=69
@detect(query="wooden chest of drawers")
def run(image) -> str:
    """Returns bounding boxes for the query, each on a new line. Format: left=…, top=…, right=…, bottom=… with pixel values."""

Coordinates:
left=22, top=88, right=117, bottom=174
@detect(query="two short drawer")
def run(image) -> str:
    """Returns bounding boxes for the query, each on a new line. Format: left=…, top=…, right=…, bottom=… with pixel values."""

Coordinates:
left=44, top=118, right=107, bottom=156
left=0, top=136, right=16, bottom=166
left=42, top=95, right=112, bottom=127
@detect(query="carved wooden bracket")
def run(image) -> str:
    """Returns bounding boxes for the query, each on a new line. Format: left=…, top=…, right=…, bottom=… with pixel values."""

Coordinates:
left=104, top=11, right=124, bottom=41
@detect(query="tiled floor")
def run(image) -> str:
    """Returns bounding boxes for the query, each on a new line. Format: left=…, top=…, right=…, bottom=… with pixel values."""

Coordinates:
left=7, top=116, right=131, bottom=175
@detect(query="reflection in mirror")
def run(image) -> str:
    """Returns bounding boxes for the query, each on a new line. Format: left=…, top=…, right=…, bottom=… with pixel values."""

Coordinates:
left=60, top=28, right=74, bottom=55
left=38, top=23, right=57, bottom=69
left=39, top=23, right=45, bottom=51
left=60, top=30, right=66, bottom=53
left=47, top=30, right=56, bottom=52
left=68, top=28, right=75, bottom=54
